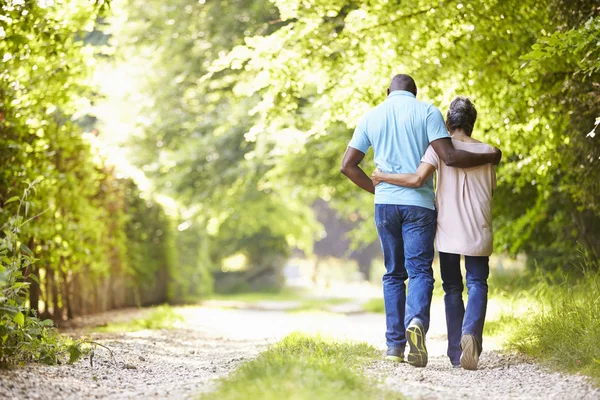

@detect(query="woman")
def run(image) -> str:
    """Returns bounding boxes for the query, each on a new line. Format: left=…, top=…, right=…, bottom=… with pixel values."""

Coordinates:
left=372, top=96, right=496, bottom=370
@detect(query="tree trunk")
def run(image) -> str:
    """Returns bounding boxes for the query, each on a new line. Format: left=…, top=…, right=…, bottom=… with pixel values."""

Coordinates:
left=28, top=265, right=40, bottom=316
left=27, top=238, right=40, bottom=315
left=61, top=267, right=73, bottom=319
left=72, top=272, right=83, bottom=316
left=48, top=266, right=62, bottom=320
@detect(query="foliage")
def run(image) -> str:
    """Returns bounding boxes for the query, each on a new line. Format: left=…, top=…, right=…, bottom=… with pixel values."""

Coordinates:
left=170, top=220, right=215, bottom=302
left=200, top=333, right=397, bottom=400
left=0, top=183, right=84, bottom=366
left=1, top=0, right=186, bottom=342
left=107, top=0, right=320, bottom=273
left=205, top=0, right=600, bottom=267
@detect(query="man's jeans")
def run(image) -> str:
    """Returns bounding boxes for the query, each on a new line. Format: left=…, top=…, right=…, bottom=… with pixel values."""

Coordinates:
left=439, top=252, right=489, bottom=365
left=375, top=204, right=437, bottom=350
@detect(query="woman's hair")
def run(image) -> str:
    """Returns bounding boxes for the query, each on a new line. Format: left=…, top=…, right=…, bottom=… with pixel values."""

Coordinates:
left=446, top=96, right=477, bottom=135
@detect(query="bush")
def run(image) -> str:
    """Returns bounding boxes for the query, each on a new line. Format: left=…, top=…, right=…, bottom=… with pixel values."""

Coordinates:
left=0, top=184, right=83, bottom=366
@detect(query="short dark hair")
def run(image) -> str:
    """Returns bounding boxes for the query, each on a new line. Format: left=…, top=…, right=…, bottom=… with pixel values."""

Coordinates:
left=389, top=74, right=417, bottom=95
left=446, top=96, right=477, bottom=135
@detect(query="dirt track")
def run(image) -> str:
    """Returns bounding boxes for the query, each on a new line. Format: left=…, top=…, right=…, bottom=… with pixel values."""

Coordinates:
left=0, top=300, right=598, bottom=399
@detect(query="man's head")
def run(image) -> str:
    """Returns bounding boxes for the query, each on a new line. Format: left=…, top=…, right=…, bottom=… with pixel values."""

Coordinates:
left=446, top=96, right=478, bottom=136
left=388, top=74, right=417, bottom=96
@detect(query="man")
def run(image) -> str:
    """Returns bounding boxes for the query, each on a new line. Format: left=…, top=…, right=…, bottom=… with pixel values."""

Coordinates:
left=340, top=74, right=501, bottom=367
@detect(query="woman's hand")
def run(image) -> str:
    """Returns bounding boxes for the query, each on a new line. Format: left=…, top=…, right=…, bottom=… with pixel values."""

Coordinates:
left=371, top=169, right=386, bottom=186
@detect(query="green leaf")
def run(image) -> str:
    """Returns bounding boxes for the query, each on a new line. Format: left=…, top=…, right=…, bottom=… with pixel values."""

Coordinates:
left=11, top=282, right=28, bottom=290
left=28, top=274, right=40, bottom=284
left=67, top=343, right=82, bottom=364
left=0, top=305, right=19, bottom=316
left=4, top=196, right=19, bottom=204
left=20, top=243, right=34, bottom=257
left=13, top=312, right=25, bottom=326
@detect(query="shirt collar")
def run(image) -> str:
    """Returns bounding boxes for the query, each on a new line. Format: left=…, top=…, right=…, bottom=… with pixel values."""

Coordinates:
left=387, top=90, right=416, bottom=99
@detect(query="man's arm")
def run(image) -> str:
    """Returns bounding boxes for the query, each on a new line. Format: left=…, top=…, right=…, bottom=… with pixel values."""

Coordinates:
left=372, top=162, right=436, bottom=188
left=430, top=138, right=502, bottom=168
left=340, top=147, right=374, bottom=194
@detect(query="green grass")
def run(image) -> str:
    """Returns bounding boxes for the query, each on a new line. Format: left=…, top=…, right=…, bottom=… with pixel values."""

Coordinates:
left=362, top=298, right=385, bottom=314
left=200, top=333, right=400, bottom=400
left=206, top=289, right=353, bottom=314
left=483, top=314, right=515, bottom=337
left=206, top=288, right=307, bottom=303
left=503, top=269, right=600, bottom=382
left=285, top=298, right=351, bottom=313
left=488, top=255, right=600, bottom=383
left=94, top=305, right=183, bottom=333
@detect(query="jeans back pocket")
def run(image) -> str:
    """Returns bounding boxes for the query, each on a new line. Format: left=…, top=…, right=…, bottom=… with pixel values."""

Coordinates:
left=375, top=204, right=388, bottom=228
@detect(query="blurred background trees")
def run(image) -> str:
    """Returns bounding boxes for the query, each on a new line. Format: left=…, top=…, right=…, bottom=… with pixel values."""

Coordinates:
left=0, top=0, right=181, bottom=324
left=203, top=0, right=600, bottom=270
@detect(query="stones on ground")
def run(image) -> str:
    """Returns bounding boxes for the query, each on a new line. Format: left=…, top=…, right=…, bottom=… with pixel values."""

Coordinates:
left=0, top=306, right=598, bottom=400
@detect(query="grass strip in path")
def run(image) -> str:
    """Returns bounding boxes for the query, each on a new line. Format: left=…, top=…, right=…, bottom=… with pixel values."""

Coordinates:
left=200, top=333, right=401, bottom=400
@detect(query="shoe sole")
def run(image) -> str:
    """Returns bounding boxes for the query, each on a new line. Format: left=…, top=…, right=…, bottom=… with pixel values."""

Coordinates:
left=385, top=355, right=403, bottom=363
left=460, top=334, right=479, bottom=371
left=406, top=325, right=428, bottom=367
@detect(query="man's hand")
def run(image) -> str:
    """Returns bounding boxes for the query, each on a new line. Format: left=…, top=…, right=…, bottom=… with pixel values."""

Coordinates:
left=371, top=169, right=385, bottom=186
left=340, top=147, right=375, bottom=194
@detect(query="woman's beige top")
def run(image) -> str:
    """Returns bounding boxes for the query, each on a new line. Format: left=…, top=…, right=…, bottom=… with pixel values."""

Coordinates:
left=421, top=140, right=496, bottom=257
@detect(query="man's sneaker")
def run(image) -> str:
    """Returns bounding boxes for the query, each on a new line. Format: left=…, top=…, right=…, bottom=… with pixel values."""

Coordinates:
left=385, top=347, right=404, bottom=362
left=406, top=319, right=428, bottom=367
left=460, top=334, right=480, bottom=371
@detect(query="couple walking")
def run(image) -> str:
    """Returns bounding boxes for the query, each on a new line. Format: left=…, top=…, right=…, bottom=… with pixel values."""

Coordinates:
left=341, top=74, right=501, bottom=370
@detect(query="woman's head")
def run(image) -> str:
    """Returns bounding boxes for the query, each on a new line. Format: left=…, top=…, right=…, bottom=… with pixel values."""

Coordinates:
left=446, top=96, right=477, bottom=136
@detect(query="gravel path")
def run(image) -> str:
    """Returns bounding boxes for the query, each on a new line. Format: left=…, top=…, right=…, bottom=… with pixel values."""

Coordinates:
left=0, top=300, right=598, bottom=399
left=0, top=308, right=267, bottom=400
left=367, top=352, right=599, bottom=399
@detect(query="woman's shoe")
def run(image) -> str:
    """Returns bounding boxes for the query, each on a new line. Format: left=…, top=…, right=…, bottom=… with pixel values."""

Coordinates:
left=460, top=334, right=480, bottom=370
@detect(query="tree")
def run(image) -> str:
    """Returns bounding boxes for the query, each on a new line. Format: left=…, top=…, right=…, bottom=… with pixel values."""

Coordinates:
left=108, top=0, right=319, bottom=274
left=207, top=0, right=600, bottom=268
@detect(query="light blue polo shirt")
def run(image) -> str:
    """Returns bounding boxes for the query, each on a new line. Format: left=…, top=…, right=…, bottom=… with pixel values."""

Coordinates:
left=348, top=90, right=450, bottom=210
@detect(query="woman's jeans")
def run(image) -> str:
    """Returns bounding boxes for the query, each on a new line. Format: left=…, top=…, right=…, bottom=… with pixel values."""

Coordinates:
left=375, top=204, right=437, bottom=350
left=439, top=252, right=489, bottom=365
